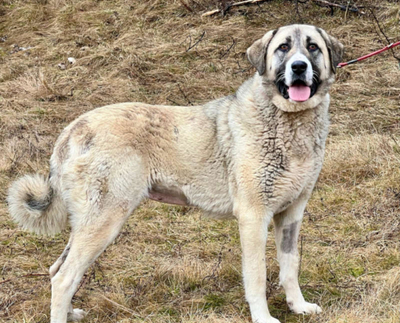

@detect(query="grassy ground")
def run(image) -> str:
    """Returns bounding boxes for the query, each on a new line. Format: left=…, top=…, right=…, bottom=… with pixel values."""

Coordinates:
left=1, top=0, right=400, bottom=322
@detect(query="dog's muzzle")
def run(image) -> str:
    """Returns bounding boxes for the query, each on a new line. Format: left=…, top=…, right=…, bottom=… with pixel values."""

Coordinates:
left=276, top=54, right=320, bottom=102
left=287, top=60, right=311, bottom=101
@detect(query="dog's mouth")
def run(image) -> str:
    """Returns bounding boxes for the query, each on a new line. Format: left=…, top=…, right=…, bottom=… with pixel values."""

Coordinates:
left=276, top=78, right=319, bottom=102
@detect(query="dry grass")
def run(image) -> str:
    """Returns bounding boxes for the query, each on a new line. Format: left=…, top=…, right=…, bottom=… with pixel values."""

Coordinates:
left=1, top=0, right=400, bottom=322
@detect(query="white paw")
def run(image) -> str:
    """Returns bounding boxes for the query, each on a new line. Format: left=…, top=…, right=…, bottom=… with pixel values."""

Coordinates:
left=289, top=301, right=322, bottom=315
left=67, top=308, right=87, bottom=321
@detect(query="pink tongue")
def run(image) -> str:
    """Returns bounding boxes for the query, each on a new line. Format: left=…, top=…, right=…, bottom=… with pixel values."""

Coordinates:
left=288, top=84, right=311, bottom=102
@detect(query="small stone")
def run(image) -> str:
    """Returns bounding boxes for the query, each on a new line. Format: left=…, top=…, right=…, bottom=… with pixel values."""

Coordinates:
left=10, top=44, right=31, bottom=53
left=10, top=44, right=19, bottom=54
left=58, top=63, right=66, bottom=70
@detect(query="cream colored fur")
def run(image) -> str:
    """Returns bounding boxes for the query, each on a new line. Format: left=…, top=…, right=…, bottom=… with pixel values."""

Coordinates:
left=7, top=25, right=343, bottom=323
left=7, top=174, right=67, bottom=235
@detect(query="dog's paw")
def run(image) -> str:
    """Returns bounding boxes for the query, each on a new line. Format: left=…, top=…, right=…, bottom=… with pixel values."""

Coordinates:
left=67, top=308, right=87, bottom=321
left=289, top=301, right=322, bottom=315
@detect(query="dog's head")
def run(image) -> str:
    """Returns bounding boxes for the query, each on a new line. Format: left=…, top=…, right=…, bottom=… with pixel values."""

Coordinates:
left=247, top=25, right=343, bottom=112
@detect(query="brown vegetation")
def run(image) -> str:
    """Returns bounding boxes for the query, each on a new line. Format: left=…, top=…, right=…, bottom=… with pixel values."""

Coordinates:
left=0, top=0, right=400, bottom=322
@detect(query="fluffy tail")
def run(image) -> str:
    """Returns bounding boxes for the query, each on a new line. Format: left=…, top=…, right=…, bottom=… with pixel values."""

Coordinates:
left=7, top=174, right=68, bottom=235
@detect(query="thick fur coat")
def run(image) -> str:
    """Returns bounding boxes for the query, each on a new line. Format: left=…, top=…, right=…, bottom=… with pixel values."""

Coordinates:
left=8, top=25, right=343, bottom=323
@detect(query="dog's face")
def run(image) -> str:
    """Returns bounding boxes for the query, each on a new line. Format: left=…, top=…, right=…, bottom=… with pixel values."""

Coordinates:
left=247, top=25, right=343, bottom=111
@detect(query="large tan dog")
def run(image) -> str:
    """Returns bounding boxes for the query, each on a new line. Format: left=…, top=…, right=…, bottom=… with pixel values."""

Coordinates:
left=8, top=25, right=343, bottom=323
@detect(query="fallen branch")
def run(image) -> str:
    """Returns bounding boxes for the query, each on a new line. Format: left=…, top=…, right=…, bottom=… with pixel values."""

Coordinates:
left=201, top=0, right=270, bottom=17
left=312, top=0, right=365, bottom=14
left=201, top=0, right=365, bottom=17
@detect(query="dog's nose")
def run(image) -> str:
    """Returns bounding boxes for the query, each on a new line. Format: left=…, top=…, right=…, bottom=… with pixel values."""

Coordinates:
left=291, top=61, right=308, bottom=75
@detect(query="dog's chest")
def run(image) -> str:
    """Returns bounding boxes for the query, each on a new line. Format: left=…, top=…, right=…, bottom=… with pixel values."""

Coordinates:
left=258, top=109, right=328, bottom=208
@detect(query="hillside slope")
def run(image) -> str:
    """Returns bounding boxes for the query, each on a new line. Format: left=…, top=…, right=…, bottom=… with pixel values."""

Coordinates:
left=0, top=1, right=400, bottom=322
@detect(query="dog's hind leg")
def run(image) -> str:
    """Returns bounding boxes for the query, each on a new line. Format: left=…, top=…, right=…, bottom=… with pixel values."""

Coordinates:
left=273, top=196, right=322, bottom=315
left=49, top=240, right=71, bottom=279
left=49, top=240, right=87, bottom=322
left=49, top=200, right=141, bottom=323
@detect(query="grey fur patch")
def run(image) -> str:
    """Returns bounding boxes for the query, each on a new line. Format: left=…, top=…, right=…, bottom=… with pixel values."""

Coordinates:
left=61, top=245, right=70, bottom=263
left=57, top=133, right=71, bottom=162
left=281, top=221, right=298, bottom=253
left=26, top=187, right=53, bottom=211
left=294, top=27, right=301, bottom=42
left=71, top=118, right=88, bottom=134
left=82, top=131, right=95, bottom=153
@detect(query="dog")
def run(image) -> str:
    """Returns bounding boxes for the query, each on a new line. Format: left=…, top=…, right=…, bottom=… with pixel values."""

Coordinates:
left=8, top=24, right=343, bottom=323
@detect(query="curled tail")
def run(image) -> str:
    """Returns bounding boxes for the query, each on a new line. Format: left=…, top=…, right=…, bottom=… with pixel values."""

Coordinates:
left=7, top=174, right=68, bottom=235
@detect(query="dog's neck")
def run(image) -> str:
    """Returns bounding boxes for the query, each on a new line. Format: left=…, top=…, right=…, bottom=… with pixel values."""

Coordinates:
left=203, top=74, right=330, bottom=161
left=231, top=74, right=330, bottom=156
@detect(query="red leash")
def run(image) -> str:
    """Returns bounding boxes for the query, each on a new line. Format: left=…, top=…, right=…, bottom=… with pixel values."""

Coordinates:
left=337, top=41, right=400, bottom=68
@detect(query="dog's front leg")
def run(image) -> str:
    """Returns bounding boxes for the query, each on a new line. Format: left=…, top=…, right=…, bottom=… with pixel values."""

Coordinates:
left=239, top=208, right=280, bottom=323
left=273, top=196, right=322, bottom=315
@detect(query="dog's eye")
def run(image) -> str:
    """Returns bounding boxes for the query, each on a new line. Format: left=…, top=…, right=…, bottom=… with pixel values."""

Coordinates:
left=278, top=44, right=290, bottom=52
left=308, top=44, right=319, bottom=52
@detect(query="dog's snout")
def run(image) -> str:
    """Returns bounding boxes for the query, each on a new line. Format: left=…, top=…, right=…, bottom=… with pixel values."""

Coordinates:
left=291, top=61, right=307, bottom=75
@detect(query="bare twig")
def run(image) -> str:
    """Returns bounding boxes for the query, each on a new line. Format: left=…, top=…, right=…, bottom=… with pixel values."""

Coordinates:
left=202, top=0, right=364, bottom=17
left=166, top=97, right=181, bottom=106
left=201, top=8, right=220, bottom=17
left=328, top=261, right=337, bottom=281
left=73, top=271, right=90, bottom=297
left=312, top=0, right=365, bottom=14
left=344, top=0, right=349, bottom=21
left=219, top=0, right=231, bottom=16
left=185, top=31, right=205, bottom=52
left=233, top=60, right=252, bottom=74
left=220, top=37, right=237, bottom=59
left=179, top=0, right=194, bottom=12
left=100, top=294, right=141, bottom=317
left=178, top=84, right=193, bottom=105
left=202, top=0, right=270, bottom=17
left=369, top=8, right=400, bottom=62
left=202, top=244, right=224, bottom=284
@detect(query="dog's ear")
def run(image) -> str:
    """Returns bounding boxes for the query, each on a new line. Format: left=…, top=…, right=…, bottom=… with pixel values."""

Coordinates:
left=247, top=29, right=277, bottom=76
left=317, top=28, right=344, bottom=74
